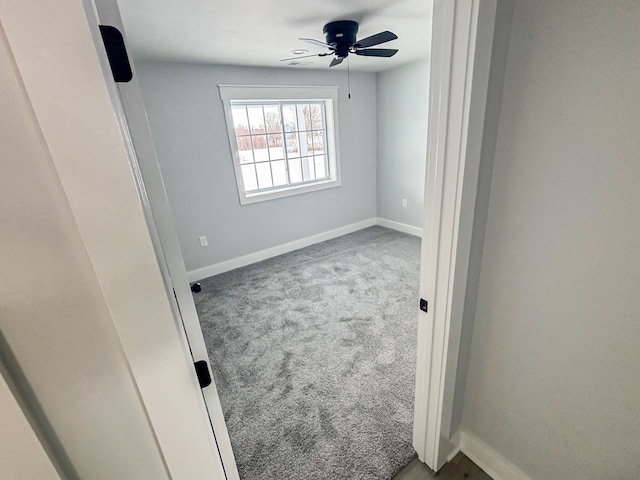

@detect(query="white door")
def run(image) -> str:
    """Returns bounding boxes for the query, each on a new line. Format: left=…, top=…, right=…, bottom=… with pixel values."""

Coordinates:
left=1, top=0, right=227, bottom=476
left=87, top=1, right=240, bottom=478
left=0, top=369, right=61, bottom=480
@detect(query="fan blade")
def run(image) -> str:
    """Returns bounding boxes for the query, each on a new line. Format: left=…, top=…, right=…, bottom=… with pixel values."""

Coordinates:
left=330, top=57, right=344, bottom=67
left=355, top=48, right=398, bottom=57
left=299, top=37, right=334, bottom=50
left=280, top=53, right=330, bottom=61
left=354, top=30, right=398, bottom=49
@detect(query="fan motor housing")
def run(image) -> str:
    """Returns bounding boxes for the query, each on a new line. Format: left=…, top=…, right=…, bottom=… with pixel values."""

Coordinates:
left=323, top=20, right=358, bottom=58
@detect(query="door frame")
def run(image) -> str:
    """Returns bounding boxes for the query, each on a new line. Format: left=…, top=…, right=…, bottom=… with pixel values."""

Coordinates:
left=82, top=0, right=498, bottom=476
left=413, top=0, right=497, bottom=471
left=84, top=0, right=240, bottom=478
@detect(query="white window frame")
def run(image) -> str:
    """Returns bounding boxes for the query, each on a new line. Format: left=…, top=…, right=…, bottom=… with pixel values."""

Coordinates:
left=219, top=85, right=341, bottom=205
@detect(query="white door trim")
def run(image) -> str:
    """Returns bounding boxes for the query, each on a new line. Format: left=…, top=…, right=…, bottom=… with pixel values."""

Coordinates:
left=413, top=0, right=497, bottom=470
left=84, top=1, right=239, bottom=478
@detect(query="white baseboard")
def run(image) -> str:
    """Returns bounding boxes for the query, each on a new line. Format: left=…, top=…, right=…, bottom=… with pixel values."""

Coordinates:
left=446, top=446, right=462, bottom=463
left=187, top=217, right=423, bottom=282
left=459, top=430, right=531, bottom=480
left=187, top=218, right=377, bottom=282
left=376, top=217, right=423, bottom=237
left=444, top=429, right=462, bottom=463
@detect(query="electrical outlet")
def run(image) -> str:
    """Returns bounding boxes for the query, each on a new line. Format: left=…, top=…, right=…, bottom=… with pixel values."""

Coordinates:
left=199, top=236, right=208, bottom=247
left=402, top=198, right=408, bottom=208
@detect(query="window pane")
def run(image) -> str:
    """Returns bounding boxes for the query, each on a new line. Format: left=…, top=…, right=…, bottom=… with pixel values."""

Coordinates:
left=228, top=98, right=335, bottom=199
left=238, top=150, right=253, bottom=164
left=288, top=158, right=302, bottom=184
left=247, top=105, right=265, bottom=134
left=311, top=131, right=325, bottom=153
left=298, top=131, right=311, bottom=157
left=268, top=134, right=284, bottom=159
left=255, top=162, right=273, bottom=189
left=310, top=103, right=323, bottom=130
left=286, top=133, right=300, bottom=157
left=263, top=105, right=281, bottom=134
left=271, top=160, right=288, bottom=187
left=231, top=106, right=250, bottom=136
left=236, top=136, right=254, bottom=164
left=282, top=105, right=297, bottom=132
left=251, top=136, right=269, bottom=162
left=301, top=156, right=315, bottom=182
left=314, top=155, right=327, bottom=179
left=296, top=104, right=312, bottom=131
left=241, top=164, right=258, bottom=191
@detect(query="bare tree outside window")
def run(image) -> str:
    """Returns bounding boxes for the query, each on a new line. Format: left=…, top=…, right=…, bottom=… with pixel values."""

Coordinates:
left=230, top=102, right=330, bottom=193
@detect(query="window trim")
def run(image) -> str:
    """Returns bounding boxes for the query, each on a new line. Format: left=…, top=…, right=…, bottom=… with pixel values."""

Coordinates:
left=219, top=85, right=341, bottom=205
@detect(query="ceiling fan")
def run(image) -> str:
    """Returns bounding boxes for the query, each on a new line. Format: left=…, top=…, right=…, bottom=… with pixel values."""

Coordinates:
left=281, top=20, right=398, bottom=67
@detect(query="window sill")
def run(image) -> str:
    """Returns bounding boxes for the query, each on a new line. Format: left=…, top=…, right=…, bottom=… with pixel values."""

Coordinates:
left=240, top=178, right=341, bottom=205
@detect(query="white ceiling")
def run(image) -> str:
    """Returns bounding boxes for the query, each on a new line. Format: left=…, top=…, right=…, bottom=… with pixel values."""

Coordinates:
left=116, top=0, right=432, bottom=72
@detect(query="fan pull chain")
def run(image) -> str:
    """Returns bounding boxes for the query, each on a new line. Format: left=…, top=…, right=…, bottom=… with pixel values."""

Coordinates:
left=347, top=57, right=351, bottom=99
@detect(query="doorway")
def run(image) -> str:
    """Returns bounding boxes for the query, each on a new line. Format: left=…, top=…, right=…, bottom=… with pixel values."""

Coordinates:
left=87, top=0, right=497, bottom=477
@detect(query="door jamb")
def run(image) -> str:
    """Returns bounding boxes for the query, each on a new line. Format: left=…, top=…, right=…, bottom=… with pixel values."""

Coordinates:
left=413, top=0, right=497, bottom=470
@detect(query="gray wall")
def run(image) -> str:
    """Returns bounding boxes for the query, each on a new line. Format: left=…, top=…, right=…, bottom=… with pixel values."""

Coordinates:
left=462, top=0, right=640, bottom=478
left=136, top=62, right=377, bottom=272
left=376, top=59, right=429, bottom=227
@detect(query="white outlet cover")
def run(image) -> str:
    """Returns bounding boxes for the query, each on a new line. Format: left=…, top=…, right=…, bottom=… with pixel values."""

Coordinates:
left=199, top=236, right=208, bottom=247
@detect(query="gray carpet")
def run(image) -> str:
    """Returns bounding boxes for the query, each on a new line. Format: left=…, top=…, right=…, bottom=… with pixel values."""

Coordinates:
left=194, top=226, right=420, bottom=479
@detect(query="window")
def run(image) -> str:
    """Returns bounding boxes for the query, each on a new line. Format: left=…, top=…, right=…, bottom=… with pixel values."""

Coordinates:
left=220, top=86, right=341, bottom=205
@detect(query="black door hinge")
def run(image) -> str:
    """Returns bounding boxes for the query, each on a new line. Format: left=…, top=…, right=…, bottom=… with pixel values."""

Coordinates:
left=99, top=25, right=133, bottom=82
left=420, top=298, right=428, bottom=313
left=194, top=360, right=212, bottom=388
